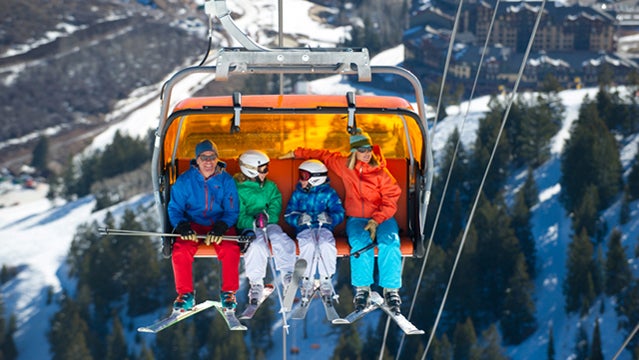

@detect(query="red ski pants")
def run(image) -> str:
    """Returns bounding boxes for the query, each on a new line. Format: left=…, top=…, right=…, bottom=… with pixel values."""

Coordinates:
left=172, top=222, right=240, bottom=294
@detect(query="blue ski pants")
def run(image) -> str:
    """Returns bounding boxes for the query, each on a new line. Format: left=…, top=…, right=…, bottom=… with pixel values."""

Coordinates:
left=346, top=217, right=402, bottom=289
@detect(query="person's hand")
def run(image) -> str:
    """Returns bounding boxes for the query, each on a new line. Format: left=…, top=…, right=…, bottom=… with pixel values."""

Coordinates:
left=206, top=221, right=228, bottom=245
left=175, top=221, right=197, bottom=242
left=278, top=150, right=295, bottom=159
left=297, top=213, right=312, bottom=226
left=364, top=219, right=378, bottom=240
left=254, top=212, right=269, bottom=229
left=238, top=230, right=256, bottom=253
left=317, top=212, right=332, bottom=225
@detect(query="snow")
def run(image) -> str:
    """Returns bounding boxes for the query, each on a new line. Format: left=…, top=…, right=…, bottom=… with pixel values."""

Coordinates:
left=1, top=1, right=637, bottom=359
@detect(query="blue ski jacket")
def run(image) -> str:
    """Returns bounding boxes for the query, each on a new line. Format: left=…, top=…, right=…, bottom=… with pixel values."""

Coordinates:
left=168, top=163, right=239, bottom=228
left=284, top=180, right=345, bottom=233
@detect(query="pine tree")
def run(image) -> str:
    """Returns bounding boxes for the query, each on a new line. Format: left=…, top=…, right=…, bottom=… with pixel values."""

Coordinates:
left=500, top=254, right=537, bottom=344
left=430, top=334, right=452, bottom=360
left=3, top=314, right=18, bottom=360
left=522, top=167, right=538, bottom=209
left=118, top=208, right=164, bottom=316
left=619, top=191, right=631, bottom=225
left=48, top=297, right=93, bottom=360
left=507, top=95, right=561, bottom=168
left=564, top=228, right=596, bottom=314
left=479, top=324, right=509, bottom=360
left=452, top=318, right=479, bottom=360
left=560, top=99, right=622, bottom=213
left=433, top=128, right=470, bottom=248
left=574, top=325, right=589, bottom=360
left=547, top=326, right=555, bottom=360
left=470, top=100, right=512, bottom=200
left=136, top=342, right=154, bottom=360
left=105, top=315, right=129, bottom=360
left=332, top=326, right=363, bottom=359
left=590, top=320, right=604, bottom=360
left=511, top=189, right=536, bottom=278
left=472, top=195, right=521, bottom=322
left=627, top=155, right=639, bottom=200
left=449, top=226, right=481, bottom=324
left=571, top=185, right=600, bottom=237
left=605, top=229, right=632, bottom=295
left=31, top=135, right=50, bottom=177
left=616, top=280, right=639, bottom=355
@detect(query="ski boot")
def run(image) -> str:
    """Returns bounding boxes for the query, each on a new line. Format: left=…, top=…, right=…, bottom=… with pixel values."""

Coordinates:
left=300, top=278, right=314, bottom=305
left=248, top=283, right=264, bottom=305
left=353, top=286, right=370, bottom=312
left=173, top=292, right=194, bottom=312
left=384, top=288, right=402, bottom=315
left=221, top=291, right=237, bottom=310
left=320, top=278, right=333, bottom=302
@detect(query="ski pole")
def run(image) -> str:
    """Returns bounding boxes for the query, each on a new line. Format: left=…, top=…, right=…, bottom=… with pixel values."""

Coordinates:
left=350, top=219, right=379, bottom=258
left=261, top=226, right=290, bottom=334
left=97, top=227, right=251, bottom=243
left=314, top=221, right=338, bottom=302
left=350, top=239, right=377, bottom=258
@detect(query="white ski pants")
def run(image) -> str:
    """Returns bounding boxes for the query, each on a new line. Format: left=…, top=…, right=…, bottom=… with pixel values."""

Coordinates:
left=244, top=223, right=296, bottom=284
left=297, top=227, right=336, bottom=279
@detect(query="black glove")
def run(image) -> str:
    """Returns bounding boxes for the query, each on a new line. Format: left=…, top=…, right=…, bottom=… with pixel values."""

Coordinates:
left=174, top=221, right=197, bottom=242
left=205, top=221, right=229, bottom=245
left=238, top=229, right=256, bottom=253
left=212, top=221, right=229, bottom=236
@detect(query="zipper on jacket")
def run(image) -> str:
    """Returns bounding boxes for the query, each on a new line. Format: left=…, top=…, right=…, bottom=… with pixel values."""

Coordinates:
left=359, top=166, right=365, bottom=217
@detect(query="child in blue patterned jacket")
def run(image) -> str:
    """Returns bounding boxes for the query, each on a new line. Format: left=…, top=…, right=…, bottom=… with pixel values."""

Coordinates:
left=285, top=160, right=345, bottom=303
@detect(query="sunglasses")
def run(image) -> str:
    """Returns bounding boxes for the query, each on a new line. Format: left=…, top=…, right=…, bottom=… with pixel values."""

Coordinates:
left=299, top=169, right=328, bottom=181
left=356, top=146, right=373, bottom=153
left=199, top=154, right=217, bottom=161
left=257, top=165, right=269, bottom=174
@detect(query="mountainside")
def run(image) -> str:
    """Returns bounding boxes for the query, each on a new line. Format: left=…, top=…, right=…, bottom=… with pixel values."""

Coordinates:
left=0, top=0, right=207, bottom=170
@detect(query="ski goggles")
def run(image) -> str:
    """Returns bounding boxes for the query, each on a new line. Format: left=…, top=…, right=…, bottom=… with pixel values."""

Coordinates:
left=356, top=146, right=373, bottom=153
left=299, top=169, right=328, bottom=181
left=199, top=154, right=217, bottom=161
left=257, top=164, right=269, bottom=174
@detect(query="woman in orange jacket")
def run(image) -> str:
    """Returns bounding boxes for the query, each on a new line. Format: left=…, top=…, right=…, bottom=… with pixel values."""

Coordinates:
left=282, top=129, right=403, bottom=315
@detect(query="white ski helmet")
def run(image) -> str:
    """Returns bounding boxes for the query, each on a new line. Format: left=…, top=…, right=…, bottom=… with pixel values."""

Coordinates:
left=239, top=150, right=270, bottom=178
left=298, top=159, right=328, bottom=187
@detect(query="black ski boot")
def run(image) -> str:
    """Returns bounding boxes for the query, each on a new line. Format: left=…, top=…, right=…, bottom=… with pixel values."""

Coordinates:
left=353, top=286, right=370, bottom=312
left=384, top=288, right=402, bottom=315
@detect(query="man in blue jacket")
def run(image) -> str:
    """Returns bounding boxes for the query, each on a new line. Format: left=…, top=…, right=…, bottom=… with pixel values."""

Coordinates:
left=168, top=139, right=240, bottom=311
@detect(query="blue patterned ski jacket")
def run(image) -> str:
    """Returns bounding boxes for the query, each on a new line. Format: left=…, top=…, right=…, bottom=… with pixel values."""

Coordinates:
left=284, top=180, right=345, bottom=233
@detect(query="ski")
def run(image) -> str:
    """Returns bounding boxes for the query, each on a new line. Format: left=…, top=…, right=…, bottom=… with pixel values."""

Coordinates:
left=372, top=291, right=425, bottom=335
left=320, top=293, right=341, bottom=321
left=282, top=258, right=307, bottom=312
left=290, top=283, right=319, bottom=320
left=239, top=284, right=275, bottom=320
left=213, top=303, right=248, bottom=331
left=138, top=300, right=217, bottom=333
left=333, top=291, right=384, bottom=325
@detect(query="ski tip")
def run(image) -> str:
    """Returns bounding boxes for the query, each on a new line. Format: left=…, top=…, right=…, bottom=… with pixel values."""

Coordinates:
left=332, top=318, right=349, bottom=325
left=137, top=327, right=154, bottom=333
left=408, top=330, right=426, bottom=335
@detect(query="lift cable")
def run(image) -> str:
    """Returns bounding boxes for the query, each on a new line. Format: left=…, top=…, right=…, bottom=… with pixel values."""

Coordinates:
left=429, top=0, right=465, bottom=133
left=417, top=1, right=546, bottom=358
left=395, top=0, right=504, bottom=357
left=613, top=322, right=639, bottom=360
